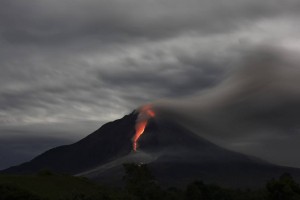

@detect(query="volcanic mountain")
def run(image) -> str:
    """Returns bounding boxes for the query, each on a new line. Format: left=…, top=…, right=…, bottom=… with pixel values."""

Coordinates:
left=3, top=106, right=300, bottom=187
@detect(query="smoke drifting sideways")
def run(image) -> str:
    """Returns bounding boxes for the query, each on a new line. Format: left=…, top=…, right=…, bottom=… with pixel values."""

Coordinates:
left=152, top=45, right=300, bottom=168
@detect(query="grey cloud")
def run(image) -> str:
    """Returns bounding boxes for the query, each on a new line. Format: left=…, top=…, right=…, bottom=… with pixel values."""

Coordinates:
left=97, top=47, right=228, bottom=100
left=0, top=29, right=293, bottom=130
left=154, top=45, right=300, bottom=167
left=1, top=0, right=300, bottom=45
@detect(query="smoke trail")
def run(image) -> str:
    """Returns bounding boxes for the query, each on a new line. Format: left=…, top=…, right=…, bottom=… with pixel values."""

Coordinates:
left=152, top=44, right=300, bottom=167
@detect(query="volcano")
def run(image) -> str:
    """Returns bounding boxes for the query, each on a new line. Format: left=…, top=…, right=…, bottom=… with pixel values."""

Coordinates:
left=3, top=107, right=300, bottom=187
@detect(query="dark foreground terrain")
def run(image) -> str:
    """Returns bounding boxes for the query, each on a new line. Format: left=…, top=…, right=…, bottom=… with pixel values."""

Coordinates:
left=1, top=163, right=300, bottom=200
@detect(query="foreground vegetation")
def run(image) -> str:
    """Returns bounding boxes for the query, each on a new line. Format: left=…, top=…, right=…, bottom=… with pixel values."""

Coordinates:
left=1, top=164, right=300, bottom=200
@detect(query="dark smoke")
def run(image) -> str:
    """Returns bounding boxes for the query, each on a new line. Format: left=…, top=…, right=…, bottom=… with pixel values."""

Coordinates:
left=153, top=45, right=300, bottom=168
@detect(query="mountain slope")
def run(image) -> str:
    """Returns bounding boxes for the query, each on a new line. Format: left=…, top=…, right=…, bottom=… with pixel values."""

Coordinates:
left=75, top=116, right=300, bottom=187
left=2, top=112, right=137, bottom=174
left=3, top=111, right=300, bottom=188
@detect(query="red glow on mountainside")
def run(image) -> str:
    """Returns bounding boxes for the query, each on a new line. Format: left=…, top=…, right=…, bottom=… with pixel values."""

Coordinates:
left=133, top=105, right=155, bottom=151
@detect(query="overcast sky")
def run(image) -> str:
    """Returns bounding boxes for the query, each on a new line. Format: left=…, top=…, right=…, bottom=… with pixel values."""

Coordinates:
left=1, top=0, right=300, bottom=169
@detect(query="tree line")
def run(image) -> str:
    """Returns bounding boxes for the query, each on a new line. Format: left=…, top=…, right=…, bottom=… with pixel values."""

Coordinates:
left=1, top=163, right=300, bottom=200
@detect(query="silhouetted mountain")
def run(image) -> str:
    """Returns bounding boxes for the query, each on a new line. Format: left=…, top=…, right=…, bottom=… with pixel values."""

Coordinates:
left=2, top=111, right=137, bottom=174
left=79, top=117, right=300, bottom=187
left=3, top=111, right=300, bottom=187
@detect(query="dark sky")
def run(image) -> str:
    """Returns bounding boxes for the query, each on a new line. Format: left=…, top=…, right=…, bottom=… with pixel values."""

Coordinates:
left=1, top=0, right=300, bottom=169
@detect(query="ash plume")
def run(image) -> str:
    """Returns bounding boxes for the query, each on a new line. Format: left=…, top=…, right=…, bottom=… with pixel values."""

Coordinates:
left=152, top=45, right=300, bottom=167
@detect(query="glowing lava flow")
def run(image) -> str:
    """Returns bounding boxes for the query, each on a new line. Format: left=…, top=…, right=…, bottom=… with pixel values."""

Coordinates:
left=133, top=105, right=155, bottom=151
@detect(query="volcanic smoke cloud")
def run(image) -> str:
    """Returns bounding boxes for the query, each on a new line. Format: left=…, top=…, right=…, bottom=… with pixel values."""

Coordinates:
left=152, top=45, right=300, bottom=167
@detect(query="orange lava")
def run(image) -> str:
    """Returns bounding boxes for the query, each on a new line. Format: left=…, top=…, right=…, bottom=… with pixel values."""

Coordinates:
left=133, top=105, right=155, bottom=151
left=133, top=120, right=147, bottom=151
